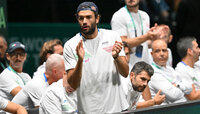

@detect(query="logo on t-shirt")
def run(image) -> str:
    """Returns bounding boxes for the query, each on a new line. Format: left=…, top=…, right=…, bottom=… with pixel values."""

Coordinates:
left=75, top=52, right=92, bottom=63
left=103, top=45, right=113, bottom=53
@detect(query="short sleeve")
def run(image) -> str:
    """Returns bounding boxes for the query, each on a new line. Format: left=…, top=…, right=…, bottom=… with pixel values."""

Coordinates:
left=0, top=97, right=8, bottom=110
left=111, top=10, right=128, bottom=36
left=63, top=41, right=78, bottom=71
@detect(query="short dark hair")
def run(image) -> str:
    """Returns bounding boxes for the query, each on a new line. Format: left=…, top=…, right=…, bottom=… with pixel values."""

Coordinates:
left=177, top=37, right=196, bottom=59
left=131, top=61, right=154, bottom=77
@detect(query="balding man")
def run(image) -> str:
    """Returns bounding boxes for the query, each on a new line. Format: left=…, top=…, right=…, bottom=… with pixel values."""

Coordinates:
left=149, top=39, right=189, bottom=105
left=12, top=54, right=64, bottom=109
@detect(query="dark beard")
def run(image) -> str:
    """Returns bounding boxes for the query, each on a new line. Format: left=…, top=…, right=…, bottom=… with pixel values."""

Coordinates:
left=132, top=84, right=145, bottom=92
left=81, top=22, right=96, bottom=35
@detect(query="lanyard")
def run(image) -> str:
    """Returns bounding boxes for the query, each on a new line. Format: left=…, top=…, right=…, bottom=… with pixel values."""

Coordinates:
left=0, top=61, right=8, bottom=69
left=125, top=5, right=143, bottom=37
left=7, top=66, right=26, bottom=85
left=152, top=63, right=161, bottom=69
left=43, top=73, right=48, bottom=82
left=152, top=63, right=174, bottom=83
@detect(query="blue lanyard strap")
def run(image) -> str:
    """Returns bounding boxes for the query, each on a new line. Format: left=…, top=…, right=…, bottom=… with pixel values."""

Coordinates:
left=43, top=73, right=48, bottom=82
left=125, top=5, right=143, bottom=37
left=181, top=61, right=187, bottom=66
left=7, top=66, right=26, bottom=85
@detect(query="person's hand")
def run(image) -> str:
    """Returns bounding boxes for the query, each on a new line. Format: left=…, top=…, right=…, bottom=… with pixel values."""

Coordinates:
left=76, top=40, right=85, bottom=61
left=153, top=90, right=165, bottom=105
left=147, top=23, right=160, bottom=40
left=112, top=41, right=123, bottom=59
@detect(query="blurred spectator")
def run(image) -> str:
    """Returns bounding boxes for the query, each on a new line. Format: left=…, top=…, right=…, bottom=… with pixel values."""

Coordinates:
left=33, top=39, right=63, bottom=78
left=0, top=35, right=8, bottom=73
left=12, top=54, right=64, bottom=109
left=0, top=42, right=31, bottom=100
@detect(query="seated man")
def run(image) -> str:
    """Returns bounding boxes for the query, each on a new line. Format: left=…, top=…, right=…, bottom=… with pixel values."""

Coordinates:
left=33, top=39, right=63, bottom=78
left=149, top=39, right=189, bottom=105
left=39, top=72, right=77, bottom=114
left=126, top=61, right=165, bottom=110
left=0, top=96, right=27, bottom=114
left=176, top=37, right=200, bottom=100
left=148, top=24, right=173, bottom=67
left=12, top=54, right=64, bottom=109
left=0, top=41, right=31, bottom=101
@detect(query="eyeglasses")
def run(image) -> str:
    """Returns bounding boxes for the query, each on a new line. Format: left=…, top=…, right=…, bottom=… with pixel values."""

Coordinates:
left=9, top=52, right=26, bottom=58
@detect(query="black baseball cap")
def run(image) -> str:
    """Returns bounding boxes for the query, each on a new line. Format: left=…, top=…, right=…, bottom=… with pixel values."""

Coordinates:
left=76, top=2, right=98, bottom=14
left=7, top=41, right=26, bottom=53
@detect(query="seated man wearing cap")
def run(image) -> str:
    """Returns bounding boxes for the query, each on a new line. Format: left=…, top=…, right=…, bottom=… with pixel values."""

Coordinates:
left=0, top=41, right=31, bottom=101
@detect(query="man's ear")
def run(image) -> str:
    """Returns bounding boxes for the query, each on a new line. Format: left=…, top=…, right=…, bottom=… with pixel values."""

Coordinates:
left=187, top=48, right=193, bottom=56
left=96, top=14, right=100, bottom=24
left=168, top=35, right=173, bottom=43
left=130, top=72, right=135, bottom=80
left=6, top=53, right=10, bottom=61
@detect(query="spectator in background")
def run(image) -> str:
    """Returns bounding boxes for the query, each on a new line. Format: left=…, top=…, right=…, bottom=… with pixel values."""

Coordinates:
left=111, top=0, right=159, bottom=70
left=0, top=96, right=27, bottom=114
left=149, top=39, right=187, bottom=105
left=33, top=39, right=63, bottom=78
left=175, top=37, right=200, bottom=100
left=0, top=41, right=31, bottom=101
left=148, top=24, right=173, bottom=67
left=12, top=54, right=64, bottom=109
left=0, top=35, right=8, bottom=73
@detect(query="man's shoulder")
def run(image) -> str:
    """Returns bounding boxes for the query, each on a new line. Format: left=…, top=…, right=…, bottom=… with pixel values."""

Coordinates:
left=0, top=68, right=14, bottom=78
left=64, top=33, right=81, bottom=47
left=46, top=79, right=63, bottom=94
left=112, top=7, right=128, bottom=21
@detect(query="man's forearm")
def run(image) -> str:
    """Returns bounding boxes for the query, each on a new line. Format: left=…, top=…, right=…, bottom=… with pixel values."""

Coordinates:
left=114, top=56, right=129, bottom=77
left=67, top=59, right=83, bottom=90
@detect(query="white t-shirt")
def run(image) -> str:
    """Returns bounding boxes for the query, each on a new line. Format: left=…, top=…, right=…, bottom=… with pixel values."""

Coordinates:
left=0, top=68, right=31, bottom=101
left=39, top=79, right=77, bottom=114
left=64, top=29, right=129, bottom=113
left=0, top=96, right=8, bottom=110
left=148, top=48, right=173, bottom=67
left=12, top=73, right=49, bottom=109
left=126, top=81, right=141, bottom=110
left=149, top=63, right=186, bottom=105
left=175, top=62, right=200, bottom=90
left=194, top=56, right=200, bottom=73
left=111, top=7, right=150, bottom=69
left=32, top=62, right=46, bottom=79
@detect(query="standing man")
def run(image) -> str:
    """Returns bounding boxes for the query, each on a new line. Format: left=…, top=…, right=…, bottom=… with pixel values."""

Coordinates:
left=0, top=35, right=8, bottom=73
left=64, top=2, right=129, bottom=113
left=0, top=41, right=31, bottom=101
left=111, top=0, right=159, bottom=68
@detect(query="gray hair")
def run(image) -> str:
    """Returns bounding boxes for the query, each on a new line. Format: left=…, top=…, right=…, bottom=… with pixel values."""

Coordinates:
left=131, top=61, right=154, bottom=77
left=45, top=54, right=64, bottom=74
left=177, top=37, right=196, bottom=59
